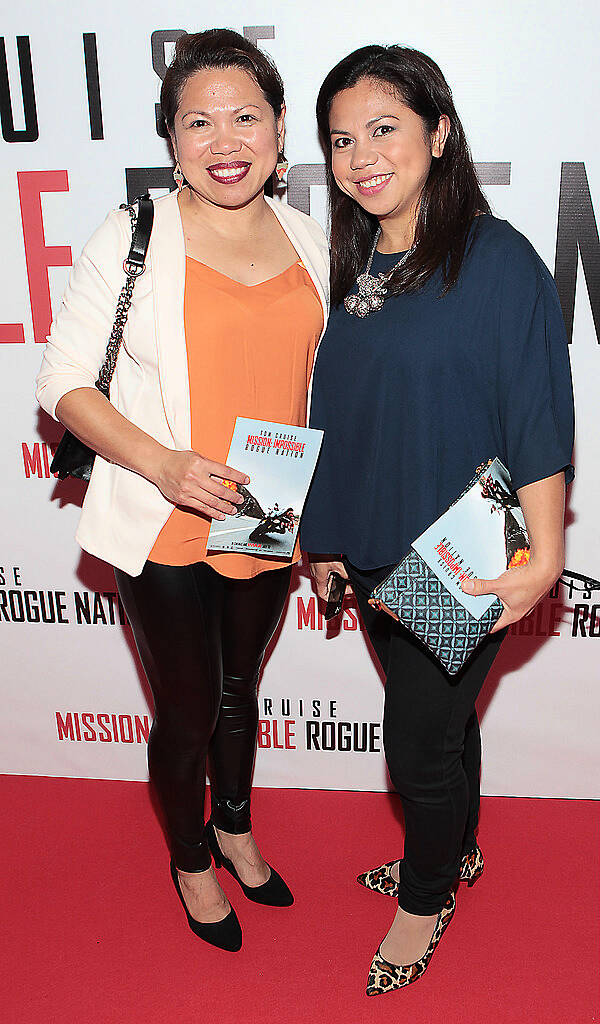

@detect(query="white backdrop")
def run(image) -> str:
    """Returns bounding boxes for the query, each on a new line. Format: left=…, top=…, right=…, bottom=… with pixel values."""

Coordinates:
left=1, top=0, right=599, bottom=797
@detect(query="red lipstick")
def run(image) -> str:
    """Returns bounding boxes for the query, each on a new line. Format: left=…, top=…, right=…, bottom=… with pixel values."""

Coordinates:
left=207, top=161, right=251, bottom=184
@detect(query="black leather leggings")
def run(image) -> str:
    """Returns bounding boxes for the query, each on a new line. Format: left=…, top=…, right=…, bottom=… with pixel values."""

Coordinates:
left=114, top=560, right=291, bottom=872
left=345, top=561, right=506, bottom=916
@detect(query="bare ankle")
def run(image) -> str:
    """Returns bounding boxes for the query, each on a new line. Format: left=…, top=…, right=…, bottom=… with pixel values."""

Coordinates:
left=177, top=864, right=216, bottom=892
left=215, top=826, right=251, bottom=840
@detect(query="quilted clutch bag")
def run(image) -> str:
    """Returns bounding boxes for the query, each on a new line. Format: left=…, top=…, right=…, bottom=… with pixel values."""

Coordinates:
left=369, top=459, right=529, bottom=675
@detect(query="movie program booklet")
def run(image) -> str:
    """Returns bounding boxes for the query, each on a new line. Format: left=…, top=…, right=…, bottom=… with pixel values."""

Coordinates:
left=207, top=417, right=324, bottom=558
left=412, top=458, right=530, bottom=619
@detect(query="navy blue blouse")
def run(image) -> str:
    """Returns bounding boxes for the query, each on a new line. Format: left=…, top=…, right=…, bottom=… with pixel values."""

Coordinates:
left=301, top=215, right=575, bottom=569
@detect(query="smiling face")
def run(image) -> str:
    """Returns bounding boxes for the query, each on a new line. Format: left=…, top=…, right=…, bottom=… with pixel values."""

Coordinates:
left=171, top=67, right=284, bottom=210
left=329, top=76, right=448, bottom=238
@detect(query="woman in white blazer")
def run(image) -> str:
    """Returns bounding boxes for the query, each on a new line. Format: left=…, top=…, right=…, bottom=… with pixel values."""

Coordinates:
left=37, top=30, right=329, bottom=951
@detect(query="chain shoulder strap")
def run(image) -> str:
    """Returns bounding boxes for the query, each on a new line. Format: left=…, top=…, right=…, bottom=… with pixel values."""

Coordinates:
left=95, top=203, right=142, bottom=398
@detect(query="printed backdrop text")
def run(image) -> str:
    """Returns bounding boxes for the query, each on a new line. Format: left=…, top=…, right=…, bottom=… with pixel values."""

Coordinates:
left=1, top=0, right=599, bottom=796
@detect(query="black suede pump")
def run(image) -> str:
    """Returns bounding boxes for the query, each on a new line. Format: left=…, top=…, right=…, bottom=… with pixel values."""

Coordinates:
left=206, top=820, right=294, bottom=907
left=169, top=859, right=242, bottom=950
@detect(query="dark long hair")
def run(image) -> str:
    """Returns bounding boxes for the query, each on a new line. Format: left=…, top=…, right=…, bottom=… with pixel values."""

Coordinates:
left=316, top=45, right=490, bottom=306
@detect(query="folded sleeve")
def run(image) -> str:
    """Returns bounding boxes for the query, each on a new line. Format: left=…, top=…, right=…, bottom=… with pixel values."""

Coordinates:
left=35, top=209, right=130, bottom=420
left=497, top=244, right=575, bottom=492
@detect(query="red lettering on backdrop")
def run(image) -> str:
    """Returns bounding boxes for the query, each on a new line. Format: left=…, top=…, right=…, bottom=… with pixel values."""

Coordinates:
left=135, top=715, right=150, bottom=744
left=257, top=720, right=271, bottom=748
left=22, top=441, right=59, bottom=478
left=257, top=719, right=296, bottom=749
left=284, top=720, right=296, bottom=749
left=297, top=596, right=315, bottom=629
left=17, top=170, right=72, bottom=342
left=0, top=323, right=25, bottom=343
left=22, top=442, right=42, bottom=478
left=56, top=711, right=74, bottom=740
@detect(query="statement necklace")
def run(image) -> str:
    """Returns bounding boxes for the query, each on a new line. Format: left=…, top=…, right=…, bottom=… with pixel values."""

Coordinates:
left=344, top=229, right=415, bottom=317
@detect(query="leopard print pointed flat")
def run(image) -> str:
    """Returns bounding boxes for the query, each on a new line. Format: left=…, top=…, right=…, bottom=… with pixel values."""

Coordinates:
left=356, top=860, right=400, bottom=896
left=357, top=843, right=484, bottom=897
left=365, top=891, right=456, bottom=996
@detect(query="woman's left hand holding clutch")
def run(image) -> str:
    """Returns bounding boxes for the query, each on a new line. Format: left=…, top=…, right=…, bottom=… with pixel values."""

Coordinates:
left=460, top=471, right=567, bottom=633
left=460, top=557, right=563, bottom=633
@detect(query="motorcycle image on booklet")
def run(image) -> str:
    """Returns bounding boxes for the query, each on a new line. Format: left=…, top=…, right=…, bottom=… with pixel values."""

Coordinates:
left=207, top=417, right=323, bottom=559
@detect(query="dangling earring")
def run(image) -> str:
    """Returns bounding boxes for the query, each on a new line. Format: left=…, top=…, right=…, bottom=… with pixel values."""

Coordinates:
left=173, top=161, right=184, bottom=191
left=275, top=153, right=288, bottom=183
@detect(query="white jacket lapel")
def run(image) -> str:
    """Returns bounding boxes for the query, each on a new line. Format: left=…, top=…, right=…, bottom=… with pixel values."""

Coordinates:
left=150, top=191, right=191, bottom=449
left=265, top=196, right=329, bottom=335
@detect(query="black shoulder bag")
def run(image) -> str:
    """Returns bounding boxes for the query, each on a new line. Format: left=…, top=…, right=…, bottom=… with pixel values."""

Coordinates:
left=50, top=195, right=154, bottom=481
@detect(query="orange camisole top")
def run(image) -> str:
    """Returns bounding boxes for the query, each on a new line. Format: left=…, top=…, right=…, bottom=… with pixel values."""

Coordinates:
left=148, top=256, right=323, bottom=578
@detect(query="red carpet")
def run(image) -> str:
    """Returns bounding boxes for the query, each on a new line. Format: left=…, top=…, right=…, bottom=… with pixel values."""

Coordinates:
left=1, top=777, right=598, bottom=1024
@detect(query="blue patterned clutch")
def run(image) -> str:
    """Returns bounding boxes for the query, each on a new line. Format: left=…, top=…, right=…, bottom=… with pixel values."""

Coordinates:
left=369, top=459, right=529, bottom=675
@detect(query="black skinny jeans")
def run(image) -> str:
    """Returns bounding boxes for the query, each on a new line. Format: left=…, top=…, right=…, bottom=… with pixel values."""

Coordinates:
left=114, top=560, right=291, bottom=872
left=345, top=561, right=506, bottom=916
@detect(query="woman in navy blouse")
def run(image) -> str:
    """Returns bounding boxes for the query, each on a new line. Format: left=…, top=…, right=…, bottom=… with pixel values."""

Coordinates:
left=301, top=45, right=574, bottom=996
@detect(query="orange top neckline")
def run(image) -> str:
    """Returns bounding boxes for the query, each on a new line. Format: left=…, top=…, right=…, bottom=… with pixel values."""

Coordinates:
left=185, top=254, right=302, bottom=289
left=149, top=256, right=323, bottom=578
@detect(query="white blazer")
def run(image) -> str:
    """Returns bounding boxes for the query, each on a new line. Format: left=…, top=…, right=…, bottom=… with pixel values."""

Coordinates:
left=36, top=190, right=330, bottom=576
